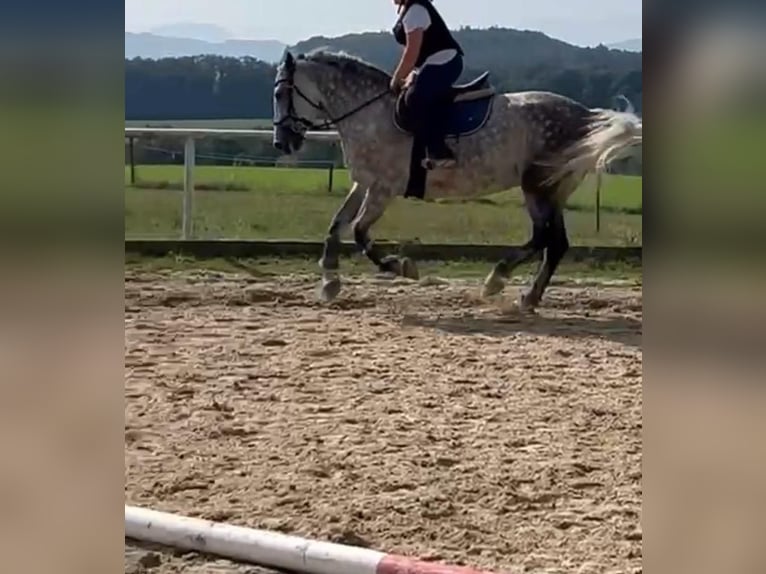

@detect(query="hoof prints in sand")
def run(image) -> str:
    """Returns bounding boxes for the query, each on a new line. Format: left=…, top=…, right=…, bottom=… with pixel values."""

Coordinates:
left=125, top=271, right=642, bottom=573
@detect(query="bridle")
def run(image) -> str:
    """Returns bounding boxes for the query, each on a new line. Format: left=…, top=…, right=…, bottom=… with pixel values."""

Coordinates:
left=273, top=61, right=390, bottom=133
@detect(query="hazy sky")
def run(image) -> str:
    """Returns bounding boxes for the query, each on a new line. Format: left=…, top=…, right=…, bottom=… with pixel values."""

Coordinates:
left=125, top=0, right=642, bottom=47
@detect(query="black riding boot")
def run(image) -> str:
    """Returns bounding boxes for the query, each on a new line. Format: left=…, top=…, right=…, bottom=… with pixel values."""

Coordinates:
left=423, top=97, right=456, bottom=167
left=403, top=133, right=428, bottom=200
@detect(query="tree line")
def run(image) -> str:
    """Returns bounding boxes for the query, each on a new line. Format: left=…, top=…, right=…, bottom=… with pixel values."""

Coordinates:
left=126, top=27, right=641, bottom=120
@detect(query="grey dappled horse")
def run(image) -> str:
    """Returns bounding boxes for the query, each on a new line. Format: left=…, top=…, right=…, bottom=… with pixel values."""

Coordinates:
left=273, top=50, right=642, bottom=310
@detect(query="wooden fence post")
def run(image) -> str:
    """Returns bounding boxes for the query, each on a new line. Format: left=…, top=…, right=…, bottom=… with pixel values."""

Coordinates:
left=129, top=136, right=136, bottom=185
left=595, top=172, right=602, bottom=233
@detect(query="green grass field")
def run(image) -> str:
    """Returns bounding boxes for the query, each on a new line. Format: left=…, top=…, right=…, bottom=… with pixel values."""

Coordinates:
left=125, top=164, right=642, bottom=246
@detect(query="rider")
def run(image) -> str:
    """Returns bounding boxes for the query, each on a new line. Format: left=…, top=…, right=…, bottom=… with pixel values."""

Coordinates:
left=390, top=0, right=464, bottom=168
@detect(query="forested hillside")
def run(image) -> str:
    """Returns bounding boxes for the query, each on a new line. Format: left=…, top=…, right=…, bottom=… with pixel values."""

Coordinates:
left=125, top=26, right=641, bottom=120
left=292, top=27, right=641, bottom=106
left=126, top=56, right=276, bottom=120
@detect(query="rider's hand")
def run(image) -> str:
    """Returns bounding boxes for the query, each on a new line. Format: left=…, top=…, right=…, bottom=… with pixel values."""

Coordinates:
left=389, top=76, right=403, bottom=94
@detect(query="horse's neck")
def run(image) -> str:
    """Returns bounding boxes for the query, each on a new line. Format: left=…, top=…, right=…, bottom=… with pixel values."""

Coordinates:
left=310, top=70, right=392, bottom=140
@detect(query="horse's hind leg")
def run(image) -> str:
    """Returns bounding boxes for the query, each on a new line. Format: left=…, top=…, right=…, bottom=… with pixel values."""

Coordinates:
left=517, top=176, right=581, bottom=310
left=353, top=183, right=419, bottom=280
left=518, top=205, right=569, bottom=310
left=481, top=187, right=554, bottom=298
left=318, top=181, right=366, bottom=302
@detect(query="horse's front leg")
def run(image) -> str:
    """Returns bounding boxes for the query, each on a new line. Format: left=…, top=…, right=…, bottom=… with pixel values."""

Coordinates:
left=318, top=181, right=366, bottom=302
left=352, top=183, right=419, bottom=280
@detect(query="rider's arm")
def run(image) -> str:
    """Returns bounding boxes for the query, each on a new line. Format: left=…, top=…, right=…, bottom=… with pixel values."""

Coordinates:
left=392, top=3, right=429, bottom=88
left=392, top=28, right=424, bottom=86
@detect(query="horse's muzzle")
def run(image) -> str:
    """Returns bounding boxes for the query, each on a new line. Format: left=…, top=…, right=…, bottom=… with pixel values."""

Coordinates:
left=273, top=126, right=303, bottom=155
left=273, top=127, right=290, bottom=153
left=273, top=139, right=290, bottom=154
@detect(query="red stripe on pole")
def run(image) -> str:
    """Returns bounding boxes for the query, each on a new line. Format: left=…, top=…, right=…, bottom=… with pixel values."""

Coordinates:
left=377, top=554, right=502, bottom=574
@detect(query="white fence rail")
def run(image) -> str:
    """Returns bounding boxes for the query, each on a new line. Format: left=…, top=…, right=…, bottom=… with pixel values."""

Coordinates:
left=125, top=126, right=614, bottom=240
left=124, top=127, right=341, bottom=239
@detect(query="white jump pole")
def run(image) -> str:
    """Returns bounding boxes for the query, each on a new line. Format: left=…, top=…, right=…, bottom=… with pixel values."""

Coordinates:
left=182, top=136, right=196, bottom=240
left=125, top=505, right=502, bottom=574
left=125, top=505, right=383, bottom=574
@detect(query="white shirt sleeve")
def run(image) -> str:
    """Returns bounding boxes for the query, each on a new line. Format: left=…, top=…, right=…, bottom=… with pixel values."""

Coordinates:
left=402, top=4, right=431, bottom=33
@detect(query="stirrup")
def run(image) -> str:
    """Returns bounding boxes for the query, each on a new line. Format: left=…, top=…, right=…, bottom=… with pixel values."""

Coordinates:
left=421, top=145, right=457, bottom=170
left=421, top=156, right=457, bottom=170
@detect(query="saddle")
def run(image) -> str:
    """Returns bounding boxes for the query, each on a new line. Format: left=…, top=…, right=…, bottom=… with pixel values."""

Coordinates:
left=394, top=71, right=496, bottom=200
left=448, top=71, right=494, bottom=102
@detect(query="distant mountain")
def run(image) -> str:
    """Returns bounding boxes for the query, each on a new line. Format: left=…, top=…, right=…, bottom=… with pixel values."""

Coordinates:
left=125, top=32, right=287, bottom=63
left=607, top=38, right=642, bottom=52
left=289, top=28, right=641, bottom=98
left=149, top=23, right=232, bottom=43
left=289, top=27, right=640, bottom=71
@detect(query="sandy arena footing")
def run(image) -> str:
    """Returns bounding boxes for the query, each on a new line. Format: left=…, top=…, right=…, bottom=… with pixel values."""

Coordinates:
left=124, top=270, right=642, bottom=574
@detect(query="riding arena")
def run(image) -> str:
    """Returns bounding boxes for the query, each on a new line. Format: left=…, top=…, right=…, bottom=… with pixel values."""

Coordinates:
left=125, top=48, right=642, bottom=574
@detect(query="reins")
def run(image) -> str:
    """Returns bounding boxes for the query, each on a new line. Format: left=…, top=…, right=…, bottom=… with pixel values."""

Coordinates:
left=274, top=77, right=390, bottom=132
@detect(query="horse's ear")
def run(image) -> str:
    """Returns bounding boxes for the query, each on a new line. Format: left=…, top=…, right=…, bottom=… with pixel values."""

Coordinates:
left=284, top=51, right=295, bottom=70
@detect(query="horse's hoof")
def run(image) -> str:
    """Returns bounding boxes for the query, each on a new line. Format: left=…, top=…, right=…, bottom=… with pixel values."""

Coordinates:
left=481, top=273, right=506, bottom=298
left=401, top=257, right=420, bottom=280
left=380, top=255, right=403, bottom=276
left=318, top=278, right=342, bottom=302
left=518, top=291, right=539, bottom=314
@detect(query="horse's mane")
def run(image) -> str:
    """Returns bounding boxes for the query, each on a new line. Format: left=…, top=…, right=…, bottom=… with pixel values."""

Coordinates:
left=299, top=49, right=391, bottom=86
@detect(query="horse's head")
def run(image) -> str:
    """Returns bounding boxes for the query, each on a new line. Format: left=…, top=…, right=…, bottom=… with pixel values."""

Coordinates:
left=272, top=51, right=327, bottom=154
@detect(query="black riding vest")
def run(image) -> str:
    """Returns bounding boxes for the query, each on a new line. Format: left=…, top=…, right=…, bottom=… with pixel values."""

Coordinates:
left=393, top=0, right=463, bottom=68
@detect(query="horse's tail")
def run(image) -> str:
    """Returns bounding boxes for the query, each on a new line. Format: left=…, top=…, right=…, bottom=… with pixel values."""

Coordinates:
left=541, top=104, right=642, bottom=187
